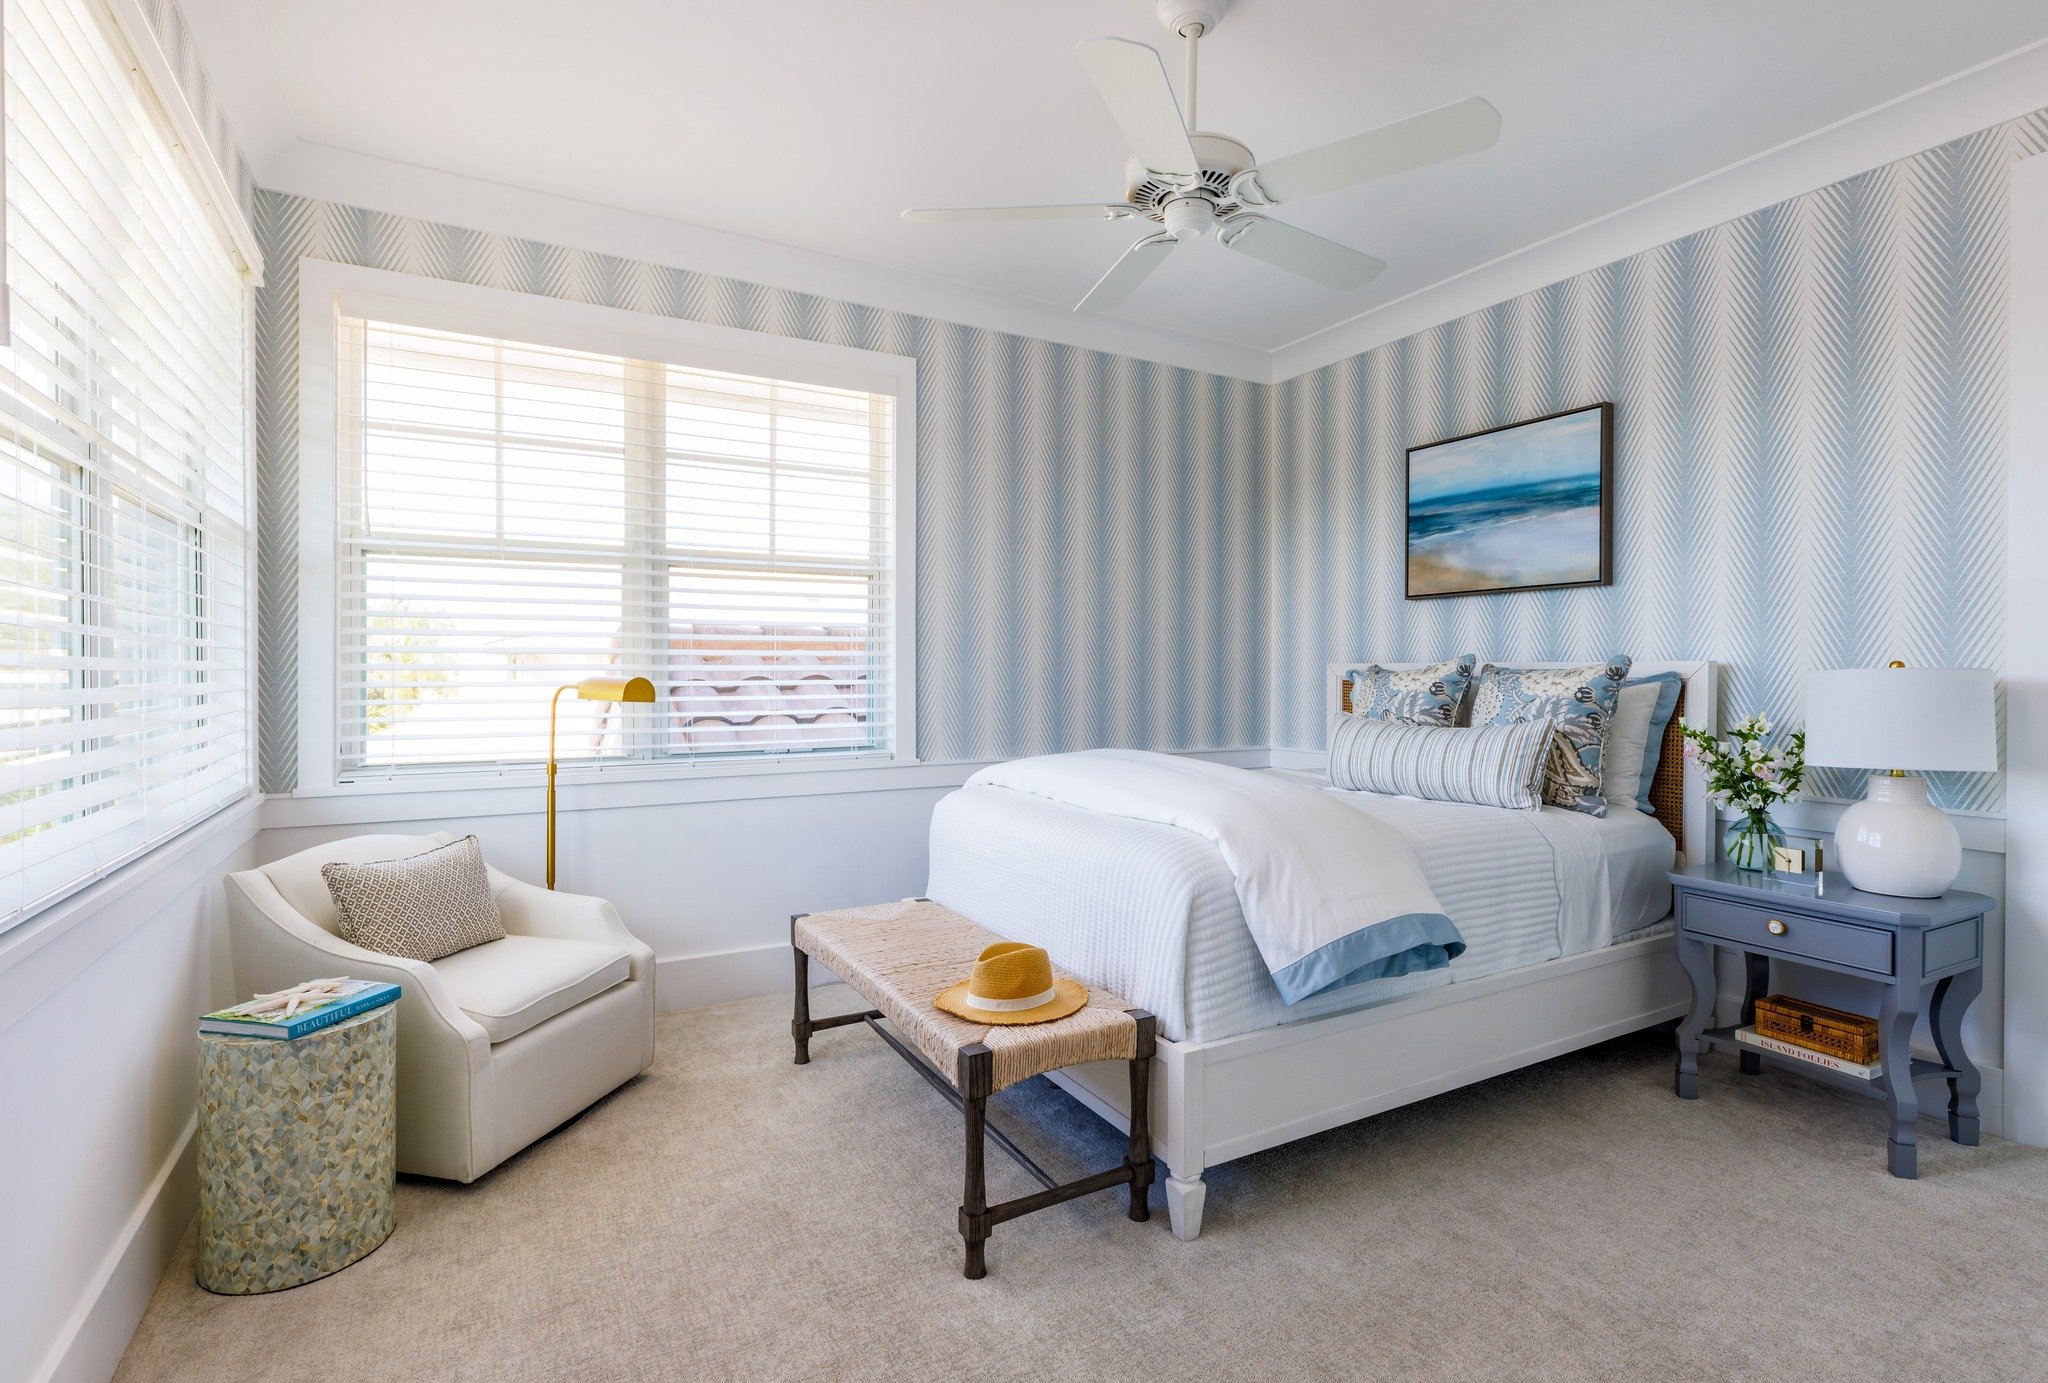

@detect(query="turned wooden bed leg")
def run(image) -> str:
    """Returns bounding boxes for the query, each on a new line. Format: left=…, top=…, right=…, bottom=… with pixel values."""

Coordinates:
left=790, top=914, right=812, bottom=1065
left=958, top=1044, right=994, bottom=1279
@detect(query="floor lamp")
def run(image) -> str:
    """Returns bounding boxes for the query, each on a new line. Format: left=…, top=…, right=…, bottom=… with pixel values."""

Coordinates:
left=548, top=675, right=656, bottom=888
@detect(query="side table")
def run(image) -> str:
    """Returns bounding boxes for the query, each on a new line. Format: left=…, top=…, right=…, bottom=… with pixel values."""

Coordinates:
left=196, top=1004, right=396, bottom=1293
left=1670, top=862, right=1992, bottom=1179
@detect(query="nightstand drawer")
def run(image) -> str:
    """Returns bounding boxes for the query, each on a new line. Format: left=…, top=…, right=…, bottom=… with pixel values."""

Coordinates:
left=1682, top=897, right=1893, bottom=975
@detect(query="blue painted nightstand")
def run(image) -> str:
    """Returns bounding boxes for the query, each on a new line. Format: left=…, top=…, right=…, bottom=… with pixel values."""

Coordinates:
left=1670, top=862, right=1993, bottom=1179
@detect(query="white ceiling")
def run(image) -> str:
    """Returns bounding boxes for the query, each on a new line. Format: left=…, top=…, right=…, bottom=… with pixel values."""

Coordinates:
left=187, top=0, right=2048, bottom=366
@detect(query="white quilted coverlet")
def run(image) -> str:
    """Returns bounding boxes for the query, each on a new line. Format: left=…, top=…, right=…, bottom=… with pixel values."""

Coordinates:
left=927, top=770, right=1674, bottom=1044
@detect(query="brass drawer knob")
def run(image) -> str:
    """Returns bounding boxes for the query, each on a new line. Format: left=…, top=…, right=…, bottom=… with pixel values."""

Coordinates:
left=1766, top=918, right=1788, bottom=937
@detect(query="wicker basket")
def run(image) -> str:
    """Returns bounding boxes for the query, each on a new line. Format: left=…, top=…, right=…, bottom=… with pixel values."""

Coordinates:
left=1754, top=994, right=1880, bottom=1064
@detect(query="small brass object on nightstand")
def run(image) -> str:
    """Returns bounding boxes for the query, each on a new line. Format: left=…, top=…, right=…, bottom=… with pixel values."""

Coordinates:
left=1770, top=844, right=1807, bottom=873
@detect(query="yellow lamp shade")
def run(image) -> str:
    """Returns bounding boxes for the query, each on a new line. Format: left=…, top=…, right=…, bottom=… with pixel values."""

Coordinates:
left=573, top=676, right=656, bottom=703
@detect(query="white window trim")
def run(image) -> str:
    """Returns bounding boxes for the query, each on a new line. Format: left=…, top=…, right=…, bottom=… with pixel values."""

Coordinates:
left=292, top=258, right=919, bottom=799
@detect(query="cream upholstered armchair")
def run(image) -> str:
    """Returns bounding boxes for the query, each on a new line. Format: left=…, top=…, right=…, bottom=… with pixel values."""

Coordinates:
left=225, top=832, right=655, bottom=1182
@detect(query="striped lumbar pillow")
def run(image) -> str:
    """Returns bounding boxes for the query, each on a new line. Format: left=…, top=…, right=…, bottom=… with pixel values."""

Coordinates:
left=1327, top=714, right=1555, bottom=811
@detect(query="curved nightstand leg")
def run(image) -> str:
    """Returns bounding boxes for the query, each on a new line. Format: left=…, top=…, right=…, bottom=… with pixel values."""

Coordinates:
left=1738, top=952, right=1770, bottom=1075
left=1674, top=933, right=1715, bottom=1100
left=1878, top=985, right=1923, bottom=1178
left=1931, top=971, right=1983, bottom=1146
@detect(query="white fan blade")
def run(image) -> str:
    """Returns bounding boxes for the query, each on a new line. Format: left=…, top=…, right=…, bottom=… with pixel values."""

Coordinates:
left=1237, top=97, right=1501, bottom=206
left=1076, top=232, right=1177, bottom=314
left=1076, top=38, right=1199, bottom=178
left=902, top=204, right=1138, bottom=223
left=1218, top=215, right=1386, bottom=290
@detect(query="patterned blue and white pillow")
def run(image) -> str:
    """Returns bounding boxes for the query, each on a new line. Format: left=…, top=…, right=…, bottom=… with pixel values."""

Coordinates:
left=1329, top=714, right=1554, bottom=811
left=1343, top=654, right=1478, bottom=728
left=1469, top=657, right=1633, bottom=816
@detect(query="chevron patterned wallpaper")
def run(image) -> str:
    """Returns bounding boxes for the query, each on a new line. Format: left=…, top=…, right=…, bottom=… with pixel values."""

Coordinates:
left=253, top=192, right=1267, bottom=790
left=1270, top=110, right=2048, bottom=812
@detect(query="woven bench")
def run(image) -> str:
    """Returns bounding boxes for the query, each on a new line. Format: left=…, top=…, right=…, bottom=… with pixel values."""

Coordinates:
left=790, top=899, right=1157, bottom=1278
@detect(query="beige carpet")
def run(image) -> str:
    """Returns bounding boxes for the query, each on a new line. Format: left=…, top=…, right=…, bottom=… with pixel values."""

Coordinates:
left=118, top=989, right=2048, bottom=1382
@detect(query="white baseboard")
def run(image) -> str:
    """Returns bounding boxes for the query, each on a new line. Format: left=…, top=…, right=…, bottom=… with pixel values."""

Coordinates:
left=655, top=942, right=841, bottom=1010
left=39, top=1118, right=197, bottom=1383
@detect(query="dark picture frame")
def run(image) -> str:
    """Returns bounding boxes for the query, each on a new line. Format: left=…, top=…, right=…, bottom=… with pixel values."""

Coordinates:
left=1404, top=402, right=1614, bottom=599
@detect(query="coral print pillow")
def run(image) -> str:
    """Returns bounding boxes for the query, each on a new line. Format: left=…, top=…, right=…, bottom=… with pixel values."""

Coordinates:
left=1470, top=657, right=1632, bottom=815
left=1343, top=655, right=1478, bottom=728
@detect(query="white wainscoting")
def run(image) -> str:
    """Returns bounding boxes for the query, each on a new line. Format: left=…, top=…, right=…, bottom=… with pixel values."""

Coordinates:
left=255, top=749, right=1273, bottom=1012
left=0, top=800, right=262, bottom=1383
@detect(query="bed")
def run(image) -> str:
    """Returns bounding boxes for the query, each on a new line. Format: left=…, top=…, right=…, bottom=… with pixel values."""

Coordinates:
left=924, top=660, right=1717, bottom=1239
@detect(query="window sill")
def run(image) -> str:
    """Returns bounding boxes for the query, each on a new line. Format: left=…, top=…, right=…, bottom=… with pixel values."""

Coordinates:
left=0, top=793, right=264, bottom=998
left=268, top=753, right=956, bottom=828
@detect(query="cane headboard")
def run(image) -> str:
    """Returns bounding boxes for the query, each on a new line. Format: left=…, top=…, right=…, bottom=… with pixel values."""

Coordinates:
left=1328, top=660, right=1718, bottom=865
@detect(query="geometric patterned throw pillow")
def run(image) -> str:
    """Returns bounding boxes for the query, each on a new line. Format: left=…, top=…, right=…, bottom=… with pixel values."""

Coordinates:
left=1342, top=654, right=1479, bottom=728
left=322, top=834, right=505, bottom=962
left=1469, top=656, right=1632, bottom=816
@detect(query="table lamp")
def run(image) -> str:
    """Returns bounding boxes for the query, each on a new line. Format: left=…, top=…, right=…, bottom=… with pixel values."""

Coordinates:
left=548, top=676, right=656, bottom=888
left=1803, top=663, right=1995, bottom=897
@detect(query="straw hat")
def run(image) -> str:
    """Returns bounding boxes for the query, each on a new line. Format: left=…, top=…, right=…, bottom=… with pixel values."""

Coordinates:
left=933, top=942, right=1088, bottom=1025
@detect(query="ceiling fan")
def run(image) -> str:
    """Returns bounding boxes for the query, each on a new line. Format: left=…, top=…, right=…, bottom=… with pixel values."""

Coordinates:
left=902, top=0, right=1501, bottom=314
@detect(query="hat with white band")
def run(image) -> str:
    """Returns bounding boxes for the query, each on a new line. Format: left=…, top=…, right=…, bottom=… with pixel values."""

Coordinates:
left=933, top=941, right=1089, bottom=1026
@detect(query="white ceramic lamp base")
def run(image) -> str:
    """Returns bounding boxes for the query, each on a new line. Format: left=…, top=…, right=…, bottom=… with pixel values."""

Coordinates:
left=1831, top=773, right=1961, bottom=898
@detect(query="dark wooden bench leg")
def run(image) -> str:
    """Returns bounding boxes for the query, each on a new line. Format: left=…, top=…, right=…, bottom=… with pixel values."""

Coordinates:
left=959, top=1044, right=994, bottom=1280
left=1125, top=1009, right=1156, bottom=1222
left=790, top=914, right=812, bottom=1065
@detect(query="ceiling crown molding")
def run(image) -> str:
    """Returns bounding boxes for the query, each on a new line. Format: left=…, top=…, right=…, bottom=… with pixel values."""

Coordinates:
left=258, top=142, right=1274, bottom=383
left=186, top=0, right=2047, bottom=387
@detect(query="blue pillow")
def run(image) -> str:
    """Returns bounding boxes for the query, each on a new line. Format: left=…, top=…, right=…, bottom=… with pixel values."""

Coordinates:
left=1343, top=655, right=1478, bottom=729
left=1470, top=656, right=1633, bottom=816
left=1625, top=672, right=1683, bottom=814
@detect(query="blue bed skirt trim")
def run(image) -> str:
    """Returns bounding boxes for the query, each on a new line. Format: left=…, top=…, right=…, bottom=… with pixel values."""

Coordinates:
left=1269, top=913, right=1467, bottom=1005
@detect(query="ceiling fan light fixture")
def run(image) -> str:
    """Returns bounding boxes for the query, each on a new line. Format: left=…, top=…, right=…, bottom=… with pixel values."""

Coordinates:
left=1160, top=193, right=1216, bottom=240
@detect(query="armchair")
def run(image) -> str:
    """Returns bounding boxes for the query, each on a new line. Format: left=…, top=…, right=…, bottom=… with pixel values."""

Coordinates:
left=225, top=832, right=655, bottom=1181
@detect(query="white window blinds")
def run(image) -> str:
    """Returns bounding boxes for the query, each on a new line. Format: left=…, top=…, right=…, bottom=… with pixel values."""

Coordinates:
left=334, top=314, right=900, bottom=777
left=0, top=0, right=253, bottom=929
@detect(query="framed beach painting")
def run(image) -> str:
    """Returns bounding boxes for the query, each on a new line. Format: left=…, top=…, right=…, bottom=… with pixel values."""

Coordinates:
left=1404, top=402, right=1613, bottom=599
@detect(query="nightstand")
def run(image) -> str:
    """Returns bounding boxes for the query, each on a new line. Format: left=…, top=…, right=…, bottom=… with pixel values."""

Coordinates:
left=1670, top=862, right=1992, bottom=1179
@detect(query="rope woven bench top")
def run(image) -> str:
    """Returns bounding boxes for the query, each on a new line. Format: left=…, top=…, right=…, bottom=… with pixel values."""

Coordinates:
left=794, top=900, right=1141, bottom=1093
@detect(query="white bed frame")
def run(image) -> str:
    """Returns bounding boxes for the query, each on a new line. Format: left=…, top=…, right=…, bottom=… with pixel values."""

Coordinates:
left=1044, top=659, right=1718, bottom=1240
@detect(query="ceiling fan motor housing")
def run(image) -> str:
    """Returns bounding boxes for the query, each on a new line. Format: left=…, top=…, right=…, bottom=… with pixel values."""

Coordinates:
left=1124, top=131, right=1253, bottom=227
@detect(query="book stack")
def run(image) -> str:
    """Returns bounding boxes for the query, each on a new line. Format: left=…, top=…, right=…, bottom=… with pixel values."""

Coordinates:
left=1733, top=1025, right=1881, bottom=1080
left=201, top=977, right=401, bottom=1040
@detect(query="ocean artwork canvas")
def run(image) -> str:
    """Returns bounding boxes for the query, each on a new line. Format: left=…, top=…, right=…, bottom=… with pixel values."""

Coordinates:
left=1405, top=403, right=1613, bottom=598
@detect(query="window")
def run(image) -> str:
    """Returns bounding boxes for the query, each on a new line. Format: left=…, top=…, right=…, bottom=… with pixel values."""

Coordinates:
left=330, top=308, right=908, bottom=780
left=0, top=0, right=254, bottom=930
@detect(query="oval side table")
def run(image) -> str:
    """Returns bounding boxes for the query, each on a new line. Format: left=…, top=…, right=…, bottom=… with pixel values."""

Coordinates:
left=196, top=1004, right=397, bottom=1294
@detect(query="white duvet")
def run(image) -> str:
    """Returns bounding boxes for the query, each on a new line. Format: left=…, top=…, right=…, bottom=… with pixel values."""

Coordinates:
left=966, top=750, right=1464, bottom=1003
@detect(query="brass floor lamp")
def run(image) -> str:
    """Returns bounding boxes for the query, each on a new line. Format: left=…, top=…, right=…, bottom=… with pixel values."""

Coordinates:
left=547, top=676, right=656, bottom=888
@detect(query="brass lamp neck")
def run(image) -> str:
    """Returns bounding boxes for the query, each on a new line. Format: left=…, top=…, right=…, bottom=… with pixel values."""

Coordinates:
left=546, top=684, right=573, bottom=890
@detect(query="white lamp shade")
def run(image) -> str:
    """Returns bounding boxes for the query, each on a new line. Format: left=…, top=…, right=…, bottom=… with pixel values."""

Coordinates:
left=1804, top=666, right=1997, bottom=772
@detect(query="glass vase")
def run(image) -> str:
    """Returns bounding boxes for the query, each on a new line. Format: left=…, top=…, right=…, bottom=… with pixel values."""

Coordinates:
left=1723, top=810, right=1784, bottom=873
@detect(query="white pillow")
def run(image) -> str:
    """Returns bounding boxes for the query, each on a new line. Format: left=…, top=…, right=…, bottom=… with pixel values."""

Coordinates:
left=1602, top=680, right=1662, bottom=813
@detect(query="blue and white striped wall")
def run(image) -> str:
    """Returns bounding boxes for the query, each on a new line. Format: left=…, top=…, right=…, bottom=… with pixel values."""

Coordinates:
left=254, top=192, right=1268, bottom=790
left=1269, top=109, right=2048, bottom=813
left=257, top=108, right=2047, bottom=809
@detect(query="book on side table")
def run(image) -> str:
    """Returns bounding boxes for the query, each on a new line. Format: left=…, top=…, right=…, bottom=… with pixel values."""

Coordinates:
left=1733, top=1025, right=1881, bottom=1081
left=201, top=978, right=400, bottom=1040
